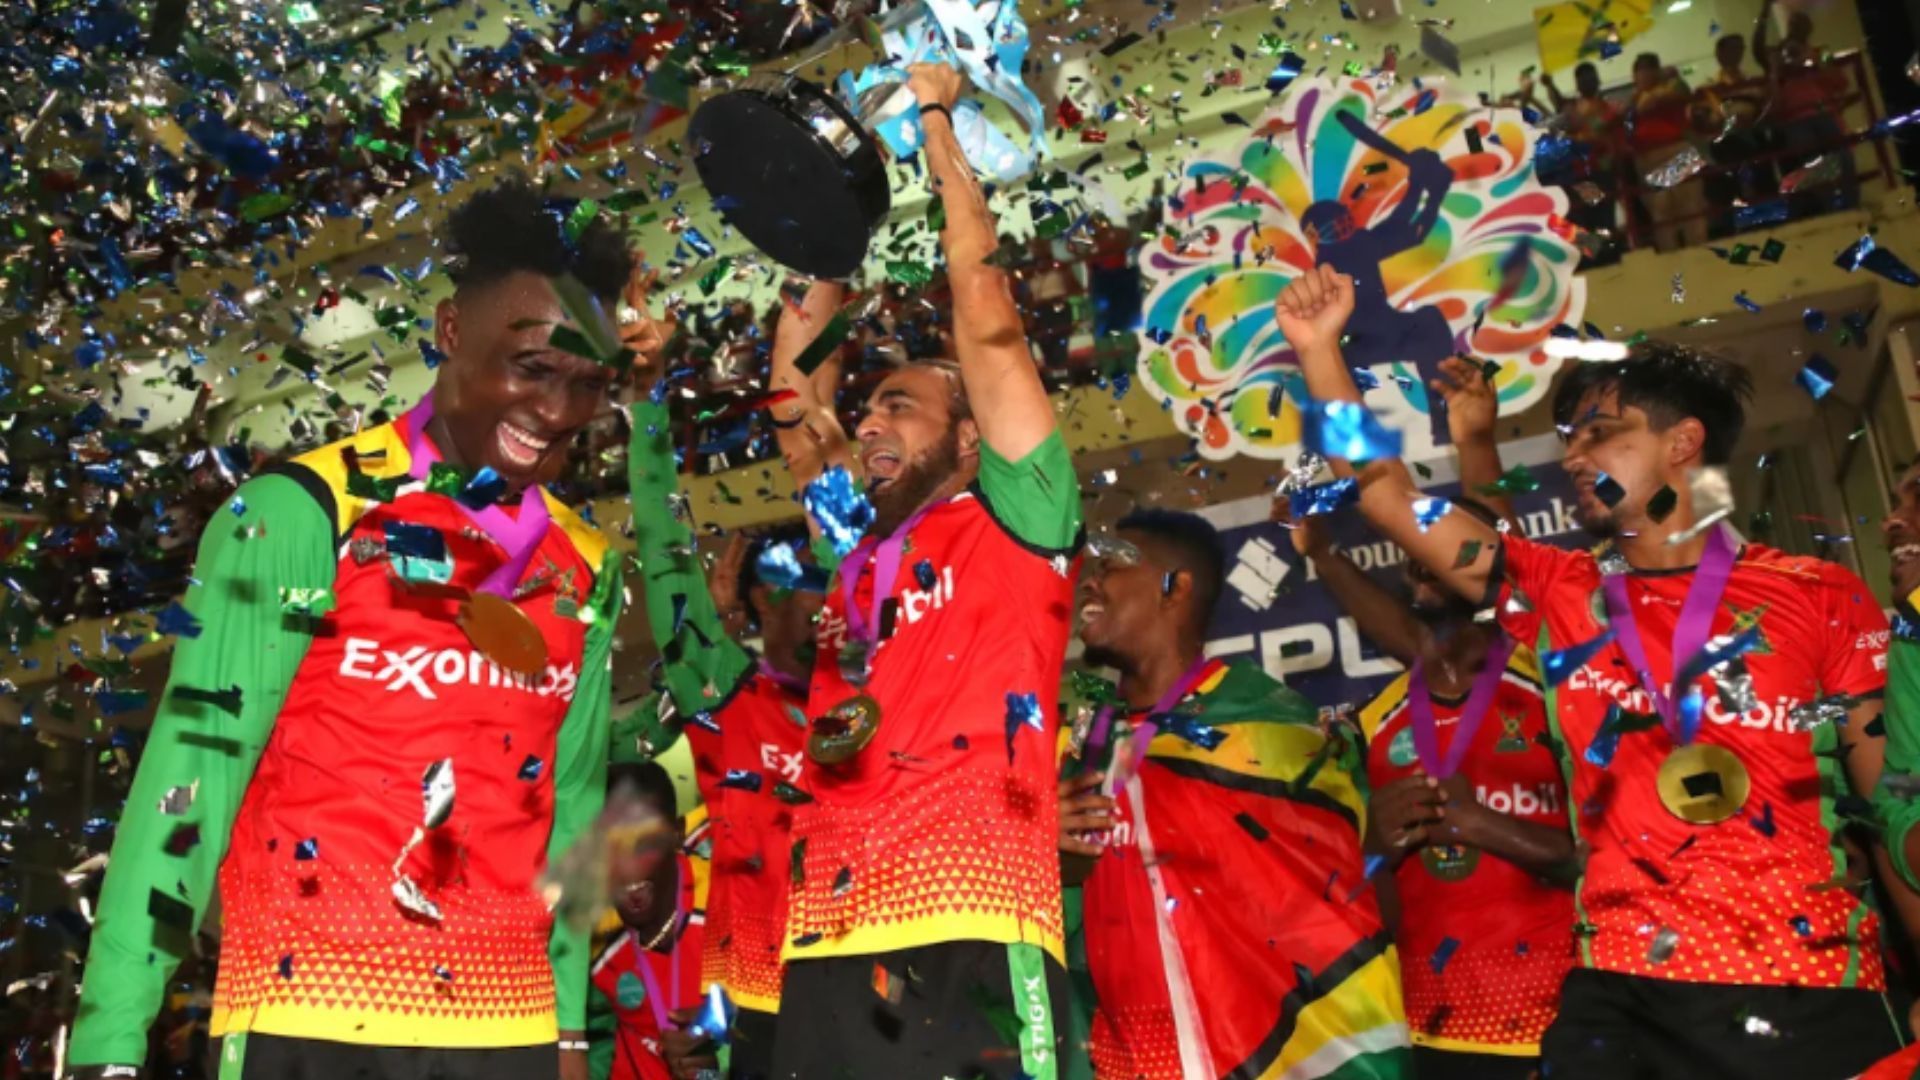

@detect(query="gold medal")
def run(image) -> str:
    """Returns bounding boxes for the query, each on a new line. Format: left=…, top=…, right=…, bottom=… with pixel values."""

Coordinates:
left=1656, top=743, right=1751, bottom=824
left=1420, top=842, right=1481, bottom=882
left=458, top=591, right=549, bottom=677
left=809, top=694, right=882, bottom=764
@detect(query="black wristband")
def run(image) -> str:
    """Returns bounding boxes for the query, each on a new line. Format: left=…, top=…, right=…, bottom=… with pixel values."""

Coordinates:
left=919, top=103, right=952, bottom=124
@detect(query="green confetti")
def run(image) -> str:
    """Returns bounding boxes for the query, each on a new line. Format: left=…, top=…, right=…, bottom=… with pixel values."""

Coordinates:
left=279, top=587, right=336, bottom=617
left=425, top=463, right=466, bottom=499
left=699, top=255, right=734, bottom=295
left=790, top=309, right=852, bottom=376
left=926, top=194, right=946, bottom=232
left=1475, top=464, right=1539, bottom=497
left=563, top=198, right=601, bottom=246
left=886, top=260, right=933, bottom=286
left=240, top=193, right=297, bottom=223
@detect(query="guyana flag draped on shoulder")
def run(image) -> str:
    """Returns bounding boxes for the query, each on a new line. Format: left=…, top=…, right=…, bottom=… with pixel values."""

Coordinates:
left=1070, top=659, right=1410, bottom=1080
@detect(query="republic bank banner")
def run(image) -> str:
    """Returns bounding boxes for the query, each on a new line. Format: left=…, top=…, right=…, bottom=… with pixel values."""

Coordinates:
left=1196, top=441, right=1586, bottom=715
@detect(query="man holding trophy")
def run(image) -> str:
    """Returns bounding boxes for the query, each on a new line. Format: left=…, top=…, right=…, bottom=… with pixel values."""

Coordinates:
left=737, top=60, right=1083, bottom=1079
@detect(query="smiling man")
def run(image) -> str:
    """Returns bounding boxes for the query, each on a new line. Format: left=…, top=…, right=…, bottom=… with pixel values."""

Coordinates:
left=1060, top=509, right=1410, bottom=1080
left=1280, top=264, right=1907, bottom=1079
left=66, top=177, right=664, bottom=1080
left=761, top=63, right=1082, bottom=1079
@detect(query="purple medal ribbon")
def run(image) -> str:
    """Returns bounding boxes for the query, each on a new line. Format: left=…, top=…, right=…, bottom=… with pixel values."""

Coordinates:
left=635, top=902, right=685, bottom=1033
left=756, top=656, right=809, bottom=698
left=1086, top=656, right=1218, bottom=783
left=1407, top=634, right=1516, bottom=780
left=1598, top=525, right=1739, bottom=747
left=837, top=502, right=939, bottom=651
left=403, top=394, right=550, bottom=598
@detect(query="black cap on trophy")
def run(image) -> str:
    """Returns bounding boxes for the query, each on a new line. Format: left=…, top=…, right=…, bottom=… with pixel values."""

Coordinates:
left=689, top=73, right=893, bottom=279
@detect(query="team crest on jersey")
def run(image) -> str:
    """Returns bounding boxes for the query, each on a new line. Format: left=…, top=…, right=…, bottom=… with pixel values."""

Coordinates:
left=1588, top=587, right=1610, bottom=628
left=1724, top=602, right=1774, bottom=655
left=1494, top=710, right=1530, bottom=753
left=1386, top=726, right=1418, bottom=768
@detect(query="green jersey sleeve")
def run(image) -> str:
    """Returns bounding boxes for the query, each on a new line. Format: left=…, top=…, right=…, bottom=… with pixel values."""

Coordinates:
left=549, top=558, right=622, bottom=1032
left=628, top=400, right=752, bottom=720
left=1878, top=634, right=1920, bottom=892
left=975, top=428, right=1083, bottom=555
left=68, top=473, right=335, bottom=1068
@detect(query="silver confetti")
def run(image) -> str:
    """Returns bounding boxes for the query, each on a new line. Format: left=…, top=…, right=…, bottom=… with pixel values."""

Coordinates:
left=421, top=758, right=456, bottom=829
left=1790, top=695, right=1852, bottom=733
left=1596, top=549, right=1631, bottom=576
left=158, top=781, right=198, bottom=816
left=1643, top=145, right=1707, bottom=189
left=1648, top=926, right=1681, bottom=965
left=1713, top=660, right=1760, bottom=716
left=391, top=877, right=443, bottom=921
left=1665, top=467, right=1733, bottom=546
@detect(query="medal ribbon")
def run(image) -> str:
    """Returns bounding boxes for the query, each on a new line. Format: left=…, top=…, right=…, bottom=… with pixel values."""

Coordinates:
left=1407, top=633, right=1516, bottom=781
left=756, top=656, right=809, bottom=698
left=837, top=502, right=939, bottom=649
left=1598, top=524, right=1738, bottom=748
left=635, top=899, right=685, bottom=1034
left=1086, top=656, right=1222, bottom=783
left=403, top=394, right=551, bottom=598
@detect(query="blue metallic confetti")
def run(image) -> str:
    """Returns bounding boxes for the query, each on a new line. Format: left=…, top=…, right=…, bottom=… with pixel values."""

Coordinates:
left=1733, top=291, right=1761, bottom=313
left=1750, top=802, right=1776, bottom=838
left=1289, top=477, right=1359, bottom=518
left=1583, top=705, right=1626, bottom=768
left=154, top=601, right=202, bottom=639
left=517, top=755, right=544, bottom=781
left=1160, top=712, right=1227, bottom=750
left=458, top=467, right=508, bottom=509
left=382, top=521, right=447, bottom=561
left=913, top=559, right=938, bottom=591
left=720, top=769, right=764, bottom=793
left=1005, top=691, right=1043, bottom=763
left=1266, top=52, right=1306, bottom=91
left=1429, top=936, right=1460, bottom=975
left=1795, top=355, right=1837, bottom=400
left=1543, top=630, right=1615, bottom=687
left=801, top=466, right=876, bottom=558
left=1412, top=497, right=1451, bottom=533
left=1301, top=399, right=1403, bottom=462
left=1803, top=308, right=1827, bottom=334
left=755, top=542, right=830, bottom=593
left=686, top=983, right=736, bottom=1044
left=1593, top=472, right=1626, bottom=508
left=1835, top=234, right=1919, bottom=286
left=295, top=838, right=319, bottom=861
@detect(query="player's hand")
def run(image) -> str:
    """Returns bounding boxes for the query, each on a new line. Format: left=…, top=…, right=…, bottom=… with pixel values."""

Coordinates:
left=1426, top=772, right=1493, bottom=848
left=64, top=1068, right=147, bottom=1080
left=906, top=62, right=966, bottom=112
left=620, top=260, right=677, bottom=367
left=710, top=531, right=754, bottom=637
left=1274, top=265, right=1356, bottom=356
left=1271, top=496, right=1333, bottom=562
left=1366, top=774, right=1443, bottom=861
left=559, top=1044, right=590, bottom=1080
left=1058, top=771, right=1115, bottom=857
left=1433, top=355, right=1500, bottom=446
left=664, top=1008, right=721, bottom=1080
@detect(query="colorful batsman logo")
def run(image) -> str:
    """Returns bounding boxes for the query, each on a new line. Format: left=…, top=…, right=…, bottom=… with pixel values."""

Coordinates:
left=1138, top=76, right=1587, bottom=460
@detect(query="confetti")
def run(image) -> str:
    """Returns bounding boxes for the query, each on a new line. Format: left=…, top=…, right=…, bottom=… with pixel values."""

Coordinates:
left=295, top=838, right=319, bottom=861
left=1301, top=399, right=1402, bottom=462
left=756, top=542, right=830, bottom=593
left=802, top=466, right=877, bottom=558
left=1648, top=926, right=1681, bottom=965
left=517, top=755, right=544, bottom=782
left=720, top=769, right=764, bottom=793
left=1795, top=355, right=1837, bottom=400
left=1542, top=631, right=1615, bottom=687
left=1835, top=234, right=1919, bottom=286
left=1005, top=692, right=1043, bottom=762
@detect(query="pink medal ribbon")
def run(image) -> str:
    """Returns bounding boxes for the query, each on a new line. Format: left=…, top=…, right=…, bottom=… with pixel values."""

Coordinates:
left=402, top=394, right=550, bottom=597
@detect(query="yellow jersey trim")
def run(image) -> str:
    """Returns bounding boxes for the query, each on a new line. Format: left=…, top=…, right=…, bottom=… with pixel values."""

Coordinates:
left=211, top=1001, right=557, bottom=1048
left=782, top=911, right=1066, bottom=968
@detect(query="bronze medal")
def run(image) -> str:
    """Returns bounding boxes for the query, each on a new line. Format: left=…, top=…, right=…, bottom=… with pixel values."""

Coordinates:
left=1656, top=743, right=1751, bottom=824
left=809, top=694, right=882, bottom=764
left=458, top=591, right=549, bottom=677
left=1420, top=842, right=1481, bottom=882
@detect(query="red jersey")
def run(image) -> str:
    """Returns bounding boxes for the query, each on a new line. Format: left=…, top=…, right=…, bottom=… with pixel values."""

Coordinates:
left=682, top=671, right=808, bottom=1012
left=1496, top=535, right=1888, bottom=988
left=1360, top=645, right=1575, bottom=1054
left=209, top=417, right=613, bottom=1046
left=590, top=854, right=705, bottom=1080
left=790, top=482, right=1080, bottom=963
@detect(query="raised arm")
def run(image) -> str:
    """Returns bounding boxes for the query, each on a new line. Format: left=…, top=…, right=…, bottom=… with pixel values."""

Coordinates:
left=1274, top=499, right=1430, bottom=667
left=1541, top=71, right=1569, bottom=113
left=1753, top=0, right=1776, bottom=74
left=629, top=396, right=753, bottom=719
left=1276, top=265, right=1501, bottom=603
left=908, top=63, right=1058, bottom=462
left=770, top=279, right=853, bottom=491
left=1432, top=355, right=1525, bottom=535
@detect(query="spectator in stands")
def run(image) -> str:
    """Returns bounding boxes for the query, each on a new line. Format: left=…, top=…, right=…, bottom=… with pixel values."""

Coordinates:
left=1755, top=0, right=1858, bottom=213
left=1701, top=33, right=1776, bottom=236
left=1627, top=52, right=1707, bottom=250
left=1542, top=63, right=1624, bottom=262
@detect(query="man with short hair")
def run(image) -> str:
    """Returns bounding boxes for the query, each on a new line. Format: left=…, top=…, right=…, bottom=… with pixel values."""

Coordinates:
left=1280, top=263, right=1905, bottom=1078
left=66, top=176, right=668, bottom=1079
left=627, top=382, right=821, bottom=1075
left=1282, top=358, right=1576, bottom=1080
left=1060, top=508, right=1410, bottom=1079
left=764, top=61, right=1082, bottom=1078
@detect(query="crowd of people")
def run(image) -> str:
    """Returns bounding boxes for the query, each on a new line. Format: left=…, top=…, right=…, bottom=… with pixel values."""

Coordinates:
left=38, top=52, right=1920, bottom=1080
left=1520, top=0, right=1861, bottom=258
